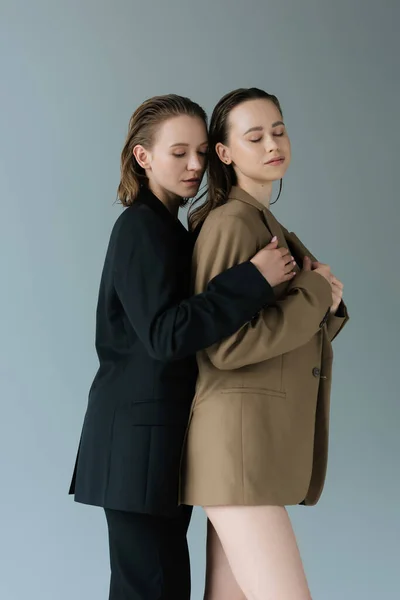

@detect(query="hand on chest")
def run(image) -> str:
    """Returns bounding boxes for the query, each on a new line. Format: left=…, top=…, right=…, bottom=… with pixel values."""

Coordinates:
left=257, top=210, right=316, bottom=300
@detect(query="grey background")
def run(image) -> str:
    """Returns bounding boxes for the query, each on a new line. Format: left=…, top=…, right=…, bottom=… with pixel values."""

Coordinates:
left=1, top=0, right=399, bottom=598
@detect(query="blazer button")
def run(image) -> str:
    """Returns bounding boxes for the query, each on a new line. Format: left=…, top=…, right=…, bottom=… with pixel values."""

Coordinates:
left=312, top=367, right=321, bottom=378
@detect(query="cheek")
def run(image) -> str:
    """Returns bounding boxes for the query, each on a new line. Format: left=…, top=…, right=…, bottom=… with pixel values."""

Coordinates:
left=232, top=141, right=262, bottom=167
left=153, top=156, right=180, bottom=181
left=199, top=155, right=208, bottom=173
left=282, top=137, right=291, bottom=156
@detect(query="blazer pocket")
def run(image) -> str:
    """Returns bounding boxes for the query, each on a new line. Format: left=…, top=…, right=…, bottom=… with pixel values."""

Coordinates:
left=128, top=400, right=191, bottom=426
left=220, top=387, right=286, bottom=399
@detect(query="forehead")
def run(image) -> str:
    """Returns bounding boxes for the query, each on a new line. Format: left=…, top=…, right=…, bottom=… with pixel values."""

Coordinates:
left=228, top=99, right=282, bottom=132
left=154, top=114, right=207, bottom=145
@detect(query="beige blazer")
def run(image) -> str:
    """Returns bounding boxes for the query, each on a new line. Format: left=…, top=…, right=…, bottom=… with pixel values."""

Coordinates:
left=180, top=186, right=349, bottom=507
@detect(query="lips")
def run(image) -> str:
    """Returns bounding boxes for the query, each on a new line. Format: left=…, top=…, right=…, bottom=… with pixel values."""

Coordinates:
left=183, top=178, right=200, bottom=183
left=266, top=157, right=284, bottom=165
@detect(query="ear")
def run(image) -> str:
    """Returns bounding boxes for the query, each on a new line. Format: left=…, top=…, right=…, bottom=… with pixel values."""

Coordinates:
left=133, top=144, right=151, bottom=170
left=215, top=142, right=232, bottom=165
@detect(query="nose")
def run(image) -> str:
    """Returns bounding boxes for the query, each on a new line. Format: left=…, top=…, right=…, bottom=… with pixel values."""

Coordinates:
left=187, top=152, right=204, bottom=171
left=265, top=135, right=279, bottom=152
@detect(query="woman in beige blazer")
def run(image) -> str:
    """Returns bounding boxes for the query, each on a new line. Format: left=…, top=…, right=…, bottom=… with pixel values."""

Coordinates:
left=180, top=88, right=349, bottom=600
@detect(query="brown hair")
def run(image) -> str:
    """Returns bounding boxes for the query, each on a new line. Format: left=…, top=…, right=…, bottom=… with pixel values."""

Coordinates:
left=117, top=94, right=207, bottom=207
left=188, top=88, right=283, bottom=230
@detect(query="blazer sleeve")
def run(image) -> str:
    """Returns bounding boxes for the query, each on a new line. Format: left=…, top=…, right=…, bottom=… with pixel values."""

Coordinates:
left=194, top=214, right=333, bottom=370
left=112, top=207, right=275, bottom=362
left=326, top=301, right=349, bottom=341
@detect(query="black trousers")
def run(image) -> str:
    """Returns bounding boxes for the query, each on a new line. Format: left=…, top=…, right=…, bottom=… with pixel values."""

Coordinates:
left=104, top=506, right=193, bottom=600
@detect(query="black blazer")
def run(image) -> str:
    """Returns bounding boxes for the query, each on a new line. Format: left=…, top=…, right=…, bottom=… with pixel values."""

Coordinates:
left=69, top=187, right=274, bottom=517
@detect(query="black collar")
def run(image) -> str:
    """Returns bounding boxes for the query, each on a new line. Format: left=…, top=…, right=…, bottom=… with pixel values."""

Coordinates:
left=137, top=186, right=189, bottom=238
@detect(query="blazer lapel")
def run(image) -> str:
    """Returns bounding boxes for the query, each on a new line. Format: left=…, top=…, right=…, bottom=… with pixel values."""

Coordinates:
left=261, top=208, right=284, bottom=244
left=285, top=231, right=318, bottom=264
left=262, top=209, right=304, bottom=277
left=229, top=186, right=317, bottom=270
left=262, top=208, right=289, bottom=248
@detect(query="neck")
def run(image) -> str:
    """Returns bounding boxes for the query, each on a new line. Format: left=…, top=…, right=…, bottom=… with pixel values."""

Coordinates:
left=148, top=181, right=181, bottom=218
left=235, top=176, right=273, bottom=209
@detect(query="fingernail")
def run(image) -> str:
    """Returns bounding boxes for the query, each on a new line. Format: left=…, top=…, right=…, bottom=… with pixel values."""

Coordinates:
left=272, top=236, right=277, bottom=241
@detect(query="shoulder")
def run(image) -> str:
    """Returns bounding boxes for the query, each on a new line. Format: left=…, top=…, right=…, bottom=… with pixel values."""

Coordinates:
left=107, top=203, right=173, bottom=273
left=196, top=200, right=260, bottom=245
left=112, top=201, right=156, bottom=233
left=205, top=199, right=257, bottom=222
left=111, top=201, right=168, bottom=246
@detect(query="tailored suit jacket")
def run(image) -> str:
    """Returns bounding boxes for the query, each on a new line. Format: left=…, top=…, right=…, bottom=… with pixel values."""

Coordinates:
left=181, top=186, right=349, bottom=507
left=69, top=187, right=275, bottom=517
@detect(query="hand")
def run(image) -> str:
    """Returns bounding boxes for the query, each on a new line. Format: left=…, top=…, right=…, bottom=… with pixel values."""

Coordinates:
left=311, top=261, right=344, bottom=313
left=250, top=236, right=297, bottom=287
left=303, top=256, right=332, bottom=284
left=329, top=275, right=344, bottom=313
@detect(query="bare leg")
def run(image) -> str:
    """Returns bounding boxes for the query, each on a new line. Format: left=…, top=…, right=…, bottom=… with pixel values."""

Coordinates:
left=203, top=517, right=246, bottom=600
left=204, top=505, right=312, bottom=600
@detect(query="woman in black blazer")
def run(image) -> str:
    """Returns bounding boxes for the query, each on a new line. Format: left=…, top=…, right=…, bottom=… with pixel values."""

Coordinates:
left=69, top=94, right=296, bottom=600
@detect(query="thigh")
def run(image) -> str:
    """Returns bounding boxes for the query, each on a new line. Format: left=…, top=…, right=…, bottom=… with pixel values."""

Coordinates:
left=105, top=507, right=192, bottom=600
left=204, top=505, right=312, bottom=600
left=204, top=517, right=246, bottom=600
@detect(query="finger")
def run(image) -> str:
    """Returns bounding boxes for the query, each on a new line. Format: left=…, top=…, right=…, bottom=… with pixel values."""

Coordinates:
left=285, top=263, right=296, bottom=274
left=303, top=256, right=312, bottom=271
left=313, top=261, right=330, bottom=271
left=332, top=293, right=342, bottom=306
left=265, top=236, right=278, bottom=248
left=283, top=271, right=296, bottom=280
left=331, top=277, right=344, bottom=289
left=331, top=280, right=343, bottom=292
left=278, top=247, right=290, bottom=257
left=283, top=254, right=296, bottom=266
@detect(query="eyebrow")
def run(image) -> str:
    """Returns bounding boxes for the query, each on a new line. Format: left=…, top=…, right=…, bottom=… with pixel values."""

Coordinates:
left=243, top=121, right=285, bottom=135
left=169, top=141, right=208, bottom=148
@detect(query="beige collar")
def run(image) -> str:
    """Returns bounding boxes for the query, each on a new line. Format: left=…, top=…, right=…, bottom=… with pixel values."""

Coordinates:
left=228, top=186, right=317, bottom=266
left=228, top=185, right=280, bottom=235
left=228, top=184, right=292, bottom=246
left=228, top=186, right=266, bottom=212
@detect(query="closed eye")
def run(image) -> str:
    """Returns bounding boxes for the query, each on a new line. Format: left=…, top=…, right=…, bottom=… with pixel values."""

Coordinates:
left=173, top=150, right=208, bottom=158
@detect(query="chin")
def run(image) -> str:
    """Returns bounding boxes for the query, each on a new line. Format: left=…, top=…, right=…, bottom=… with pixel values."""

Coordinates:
left=178, top=185, right=201, bottom=199
left=262, top=169, right=287, bottom=182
